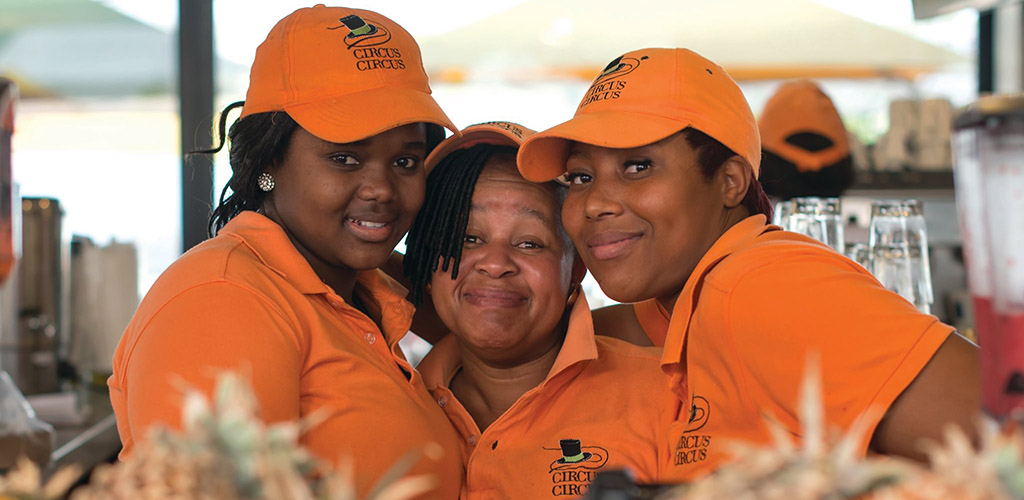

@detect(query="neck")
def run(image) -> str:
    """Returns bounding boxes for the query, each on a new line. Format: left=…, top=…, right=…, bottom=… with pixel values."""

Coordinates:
left=450, top=339, right=563, bottom=432
left=322, top=268, right=361, bottom=305
left=261, top=203, right=361, bottom=304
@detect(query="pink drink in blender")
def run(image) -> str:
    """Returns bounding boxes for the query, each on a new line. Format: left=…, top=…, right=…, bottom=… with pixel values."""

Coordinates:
left=955, top=95, right=1024, bottom=417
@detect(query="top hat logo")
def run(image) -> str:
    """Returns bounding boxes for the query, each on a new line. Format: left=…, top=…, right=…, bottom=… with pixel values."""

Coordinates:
left=593, top=55, right=641, bottom=85
left=547, top=439, right=608, bottom=472
left=330, top=15, right=392, bottom=49
left=557, top=439, right=590, bottom=464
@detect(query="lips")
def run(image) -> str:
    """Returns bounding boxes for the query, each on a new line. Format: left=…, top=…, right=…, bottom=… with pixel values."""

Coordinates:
left=345, top=216, right=394, bottom=243
left=463, top=287, right=527, bottom=308
left=585, top=230, right=642, bottom=261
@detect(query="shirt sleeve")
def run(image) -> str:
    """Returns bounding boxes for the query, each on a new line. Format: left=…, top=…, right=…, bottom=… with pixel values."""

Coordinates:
left=723, top=252, right=952, bottom=446
left=120, top=281, right=304, bottom=444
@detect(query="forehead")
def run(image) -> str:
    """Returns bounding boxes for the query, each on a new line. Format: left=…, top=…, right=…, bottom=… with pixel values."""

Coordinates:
left=472, top=164, right=560, bottom=226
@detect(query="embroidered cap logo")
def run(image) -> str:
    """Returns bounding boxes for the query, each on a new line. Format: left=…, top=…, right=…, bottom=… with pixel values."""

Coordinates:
left=330, top=14, right=392, bottom=49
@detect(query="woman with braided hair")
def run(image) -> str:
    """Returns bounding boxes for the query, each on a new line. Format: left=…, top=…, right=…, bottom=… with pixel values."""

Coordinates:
left=402, top=121, right=671, bottom=498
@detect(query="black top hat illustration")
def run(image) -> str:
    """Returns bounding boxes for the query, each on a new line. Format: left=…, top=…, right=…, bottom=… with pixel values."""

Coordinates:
left=339, top=14, right=378, bottom=37
left=557, top=439, right=592, bottom=464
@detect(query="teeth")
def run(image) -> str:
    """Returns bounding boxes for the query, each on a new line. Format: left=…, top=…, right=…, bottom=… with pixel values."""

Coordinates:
left=348, top=218, right=387, bottom=229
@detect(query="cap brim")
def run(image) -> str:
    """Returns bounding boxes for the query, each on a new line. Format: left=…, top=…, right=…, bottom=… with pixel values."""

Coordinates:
left=517, top=111, right=691, bottom=182
left=424, top=128, right=524, bottom=172
left=286, top=86, right=458, bottom=144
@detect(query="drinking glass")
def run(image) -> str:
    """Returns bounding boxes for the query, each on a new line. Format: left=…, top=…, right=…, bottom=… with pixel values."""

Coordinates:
left=868, top=199, right=933, bottom=314
left=772, top=199, right=793, bottom=228
left=845, top=242, right=869, bottom=270
left=785, top=197, right=844, bottom=253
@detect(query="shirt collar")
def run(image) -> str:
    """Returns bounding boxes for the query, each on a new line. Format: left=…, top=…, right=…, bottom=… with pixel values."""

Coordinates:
left=661, top=214, right=778, bottom=367
left=219, top=211, right=333, bottom=295
left=419, top=293, right=599, bottom=391
left=219, top=212, right=414, bottom=341
left=546, top=293, right=599, bottom=379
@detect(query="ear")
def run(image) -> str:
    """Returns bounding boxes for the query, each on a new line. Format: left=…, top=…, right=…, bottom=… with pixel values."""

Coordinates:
left=718, top=156, right=752, bottom=209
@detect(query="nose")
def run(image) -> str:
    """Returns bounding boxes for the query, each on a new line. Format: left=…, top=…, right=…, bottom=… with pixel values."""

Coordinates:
left=472, top=242, right=518, bottom=279
left=356, top=165, right=396, bottom=203
left=582, top=175, right=623, bottom=221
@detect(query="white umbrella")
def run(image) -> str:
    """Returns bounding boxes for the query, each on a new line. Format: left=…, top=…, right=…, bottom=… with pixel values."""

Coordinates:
left=418, top=0, right=968, bottom=82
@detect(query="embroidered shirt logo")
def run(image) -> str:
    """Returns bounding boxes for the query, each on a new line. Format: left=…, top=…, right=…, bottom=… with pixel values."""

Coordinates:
left=545, top=439, right=609, bottom=497
left=674, top=395, right=712, bottom=466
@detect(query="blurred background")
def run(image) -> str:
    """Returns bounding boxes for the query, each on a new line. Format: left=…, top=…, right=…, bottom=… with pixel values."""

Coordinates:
left=3, top=0, right=1024, bottom=481
left=1, top=0, right=985, bottom=298
left=2, top=0, right=1021, bottom=383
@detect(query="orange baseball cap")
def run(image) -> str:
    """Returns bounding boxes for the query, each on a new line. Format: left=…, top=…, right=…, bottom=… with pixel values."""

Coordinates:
left=759, top=80, right=850, bottom=172
left=424, top=121, right=536, bottom=172
left=240, top=5, right=457, bottom=143
left=517, top=48, right=760, bottom=182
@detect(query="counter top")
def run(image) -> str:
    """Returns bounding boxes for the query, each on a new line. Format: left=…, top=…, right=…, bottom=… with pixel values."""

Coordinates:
left=45, top=385, right=121, bottom=481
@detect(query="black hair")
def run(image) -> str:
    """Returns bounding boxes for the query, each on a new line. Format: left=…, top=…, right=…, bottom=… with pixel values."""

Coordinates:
left=681, top=127, right=775, bottom=221
left=193, top=102, right=299, bottom=236
left=403, top=144, right=512, bottom=305
left=194, top=101, right=446, bottom=237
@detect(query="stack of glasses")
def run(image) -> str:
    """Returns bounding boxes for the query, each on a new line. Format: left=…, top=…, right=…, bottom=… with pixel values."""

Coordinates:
left=775, top=197, right=934, bottom=315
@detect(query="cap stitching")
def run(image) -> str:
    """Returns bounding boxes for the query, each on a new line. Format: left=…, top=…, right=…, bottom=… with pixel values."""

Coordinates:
left=282, top=9, right=299, bottom=104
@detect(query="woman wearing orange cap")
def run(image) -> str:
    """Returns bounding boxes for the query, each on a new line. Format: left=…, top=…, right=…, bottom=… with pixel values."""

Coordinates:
left=518, top=48, right=979, bottom=481
left=109, top=6, right=462, bottom=497
left=402, top=122, right=672, bottom=498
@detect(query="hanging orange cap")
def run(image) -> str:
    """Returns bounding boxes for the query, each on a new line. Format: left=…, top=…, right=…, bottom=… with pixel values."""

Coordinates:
left=517, top=48, right=760, bottom=182
left=759, top=80, right=850, bottom=172
left=424, top=121, right=536, bottom=172
left=240, top=5, right=458, bottom=143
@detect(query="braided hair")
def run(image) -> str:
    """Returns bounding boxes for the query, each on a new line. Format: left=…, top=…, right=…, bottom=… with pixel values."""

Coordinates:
left=194, top=102, right=446, bottom=237
left=403, top=143, right=517, bottom=305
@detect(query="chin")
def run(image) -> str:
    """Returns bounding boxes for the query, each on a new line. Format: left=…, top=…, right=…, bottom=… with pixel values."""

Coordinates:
left=596, top=275, right=654, bottom=304
left=343, top=252, right=394, bottom=272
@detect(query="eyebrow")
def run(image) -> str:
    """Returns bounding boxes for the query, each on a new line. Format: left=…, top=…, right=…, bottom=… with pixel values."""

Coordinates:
left=471, top=203, right=553, bottom=226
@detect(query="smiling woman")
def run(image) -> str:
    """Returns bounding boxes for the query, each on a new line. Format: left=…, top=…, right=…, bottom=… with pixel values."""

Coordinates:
left=107, top=6, right=464, bottom=499
left=402, top=122, right=674, bottom=498
left=518, top=47, right=980, bottom=481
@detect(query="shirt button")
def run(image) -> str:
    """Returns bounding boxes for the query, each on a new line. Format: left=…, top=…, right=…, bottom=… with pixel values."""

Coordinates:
left=364, top=332, right=376, bottom=345
left=468, top=435, right=478, bottom=446
left=437, top=396, right=447, bottom=408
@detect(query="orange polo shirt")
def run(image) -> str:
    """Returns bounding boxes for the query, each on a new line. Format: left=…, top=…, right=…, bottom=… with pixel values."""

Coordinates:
left=633, top=299, right=670, bottom=348
left=660, top=215, right=953, bottom=482
left=109, top=211, right=463, bottom=500
left=418, top=295, right=675, bottom=499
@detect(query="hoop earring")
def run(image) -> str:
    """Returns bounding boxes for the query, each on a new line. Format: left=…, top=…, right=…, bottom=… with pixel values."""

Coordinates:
left=257, top=172, right=275, bottom=192
left=566, top=284, right=581, bottom=308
